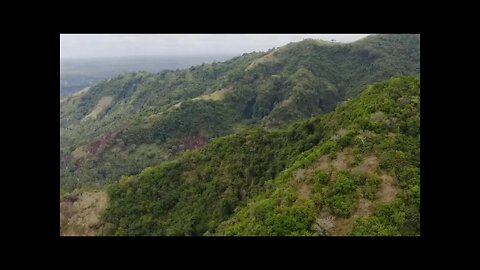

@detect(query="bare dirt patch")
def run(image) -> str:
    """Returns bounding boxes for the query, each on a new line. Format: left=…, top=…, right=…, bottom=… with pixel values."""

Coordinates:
left=86, top=132, right=116, bottom=155
left=316, top=207, right=352, bottom=236
left=182, top=133, right=206, bottom=150
left=329, top=217, right=353, bottom=236
left=312, top=148, right=354, bottom=173
left=355, top=198, right=373, bottom=216
left=351, top=155, right=379, bottom=175
left=298, top=182, right=312, bottom=199
left=378, top=174, right=398, bottom=203
left=60, top=191, right=108, bottom=236
left=314, top=155, right=331, bottom=171
left=331, top=148, right=353, bottom=170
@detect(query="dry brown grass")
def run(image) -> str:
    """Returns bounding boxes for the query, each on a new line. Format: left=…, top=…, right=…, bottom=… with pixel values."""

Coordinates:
left=378, top=174, right=398, bottom=203
left=310, top=148, right=354, bottom=173
left=71, top=145, right=88, bottom=159
left=351, top=155, right=378, bottom=175
left=245, top=51, right=280, bottom=71
left=60, top=191, right=108, bottom=236
left=193, top=85, right=233, bottom=102
left=298, top=182, right=312, bottom=199
left=83, top=96, right=113, bottom=121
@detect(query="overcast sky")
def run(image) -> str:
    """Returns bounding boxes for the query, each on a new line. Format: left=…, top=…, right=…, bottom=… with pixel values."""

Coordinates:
left=60, top=34, right=371, bottom=59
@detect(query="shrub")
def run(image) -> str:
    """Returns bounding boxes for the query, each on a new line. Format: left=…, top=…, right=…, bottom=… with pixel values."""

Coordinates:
left=330, top=171, right=357, bottom=194
left=363, top=175, right=382, bottom=200
left=266, top=199, right=316, bottom=235
left=350, top=216, right=401, bottom=236
left=325, top=194, right=358, bottom=217
left=314, top=170, right=330, bottom=185
left=395, top=165, right=419, bottom=184
left=379, top=150, right=407, bottom=171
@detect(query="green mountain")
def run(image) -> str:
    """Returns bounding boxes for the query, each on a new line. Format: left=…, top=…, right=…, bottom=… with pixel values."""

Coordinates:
left=100, top=76, right=420, bottom=236
left=60, top=34, right=419, bottom=193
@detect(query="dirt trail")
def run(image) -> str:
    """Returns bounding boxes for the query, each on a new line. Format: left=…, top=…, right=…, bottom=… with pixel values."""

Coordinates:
left=378, top=174, right=398, bottom=203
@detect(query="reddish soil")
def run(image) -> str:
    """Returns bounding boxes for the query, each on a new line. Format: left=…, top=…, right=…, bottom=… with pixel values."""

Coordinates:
left=87, top=132, right=116, bottom=155
left=182, top=133, right=206, bottom=150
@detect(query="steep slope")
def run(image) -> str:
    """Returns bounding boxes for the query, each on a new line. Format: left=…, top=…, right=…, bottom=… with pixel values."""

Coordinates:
left=60, top=34, right=420, bottom=192
left=100, top=76, right=420, bottom=236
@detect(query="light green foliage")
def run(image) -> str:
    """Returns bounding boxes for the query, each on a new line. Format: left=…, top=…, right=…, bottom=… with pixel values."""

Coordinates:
left=265, top=199, right=317, bottom=236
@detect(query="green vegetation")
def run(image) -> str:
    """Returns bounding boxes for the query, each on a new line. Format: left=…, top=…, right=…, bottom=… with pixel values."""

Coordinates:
left=60, top=54, right=236, bottom=96
left=99, top=76, right=420, bottom=236
left=60, top=35, right=419, bottom=193
left=59, top=34, right=420, bottom=236
left=324, top=171, right=359, bottom=217
left=350, top=199, right=416, bottom=236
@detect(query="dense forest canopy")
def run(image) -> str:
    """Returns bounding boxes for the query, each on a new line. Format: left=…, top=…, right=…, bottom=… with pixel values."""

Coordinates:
left=100, top=76, right=420, bottom=236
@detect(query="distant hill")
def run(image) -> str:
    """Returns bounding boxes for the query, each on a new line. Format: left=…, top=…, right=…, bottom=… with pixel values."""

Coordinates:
left=60, top=34, right=420, bottom=195
left=60, top=54, right=237, bottom=96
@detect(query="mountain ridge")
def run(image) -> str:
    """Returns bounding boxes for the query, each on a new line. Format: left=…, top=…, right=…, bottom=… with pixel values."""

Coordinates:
left=60, top=34, right=420, bottom=200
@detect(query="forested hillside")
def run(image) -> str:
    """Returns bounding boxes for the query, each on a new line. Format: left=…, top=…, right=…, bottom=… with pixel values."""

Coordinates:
left=60, top=34, right=420, bottom=193
left=60, top=54, right=236, bottom=96
left=99, top=76, right=420, bottom=236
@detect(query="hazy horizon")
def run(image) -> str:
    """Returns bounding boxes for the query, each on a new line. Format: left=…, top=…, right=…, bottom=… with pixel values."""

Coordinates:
left=60, top=53, right=240, bottom=62
left=60, top=34, right=371, bottom=60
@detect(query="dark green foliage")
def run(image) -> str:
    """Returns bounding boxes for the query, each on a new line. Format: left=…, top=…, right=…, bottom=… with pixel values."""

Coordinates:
left=101, top=125, right=328, bottom=236
left=330, top=171, right=357, bottom=194
left=314, top=171, right=329, bottom=186
left=324, top=171, right=359, bottom=217
left=362, top=175, right=382, bottom=200
left=265, top=199, right=316, bottom=236
left=121, top=100, right=237, bottom=146
left=325, top=194, right=358, bottom=217
left=101, top=76, right=420, bottom=236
